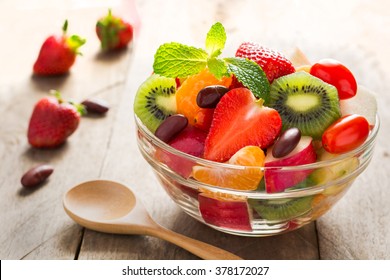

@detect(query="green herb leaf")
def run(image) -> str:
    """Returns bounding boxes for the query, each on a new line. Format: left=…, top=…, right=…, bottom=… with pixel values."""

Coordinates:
left=205, top=22, right=226, bottom=58
left=207, top=57, right=229, bottom=80
left=153, top=42, right=209, bottom=78
left=225, top=57, right=270, bottom=103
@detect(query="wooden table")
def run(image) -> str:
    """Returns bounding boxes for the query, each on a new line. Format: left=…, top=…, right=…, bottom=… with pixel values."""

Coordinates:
left=1, top=0, right=389, bottom=260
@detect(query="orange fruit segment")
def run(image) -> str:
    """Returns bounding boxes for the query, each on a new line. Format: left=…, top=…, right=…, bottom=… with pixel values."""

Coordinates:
left=199, top=188, right=247, bottom=201
left=176, top=68, right=232, bottom=131
left=192, top=146, right=265, bottom=190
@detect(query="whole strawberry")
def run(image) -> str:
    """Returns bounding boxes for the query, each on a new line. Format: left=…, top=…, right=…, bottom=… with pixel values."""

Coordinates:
left=33, top=20, right=86, bottom=75
left=235, top=42, right=295, bottom=83
left=96, top=9, right=133, bottom=51
left=27, top=91, right=85, bottom=148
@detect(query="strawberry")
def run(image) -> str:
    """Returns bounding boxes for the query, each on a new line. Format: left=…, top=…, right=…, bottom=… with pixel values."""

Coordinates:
left=27, top=91, right=85, bottom=148
left=235, top=42, right=295, bottom=83
left=33, top=20, right=86, bottom=75
left=204, top=88, right=282, bottom=162
left=96, top=9, right=133, bottom=51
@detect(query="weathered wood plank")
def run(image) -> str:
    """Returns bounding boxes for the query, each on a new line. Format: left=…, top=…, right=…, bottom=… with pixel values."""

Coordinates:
left=0, top=2, right=134, bottom=259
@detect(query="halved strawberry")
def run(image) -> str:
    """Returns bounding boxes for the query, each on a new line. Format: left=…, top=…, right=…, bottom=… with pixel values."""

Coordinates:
left=235, top=42, right=295, bottom=83
left=204, top=88, right=282, bottom=162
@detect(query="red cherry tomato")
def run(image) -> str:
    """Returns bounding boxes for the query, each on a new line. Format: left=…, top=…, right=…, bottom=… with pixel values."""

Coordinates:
left=322, top=114, right=370, bottom=154
left=310, top=59, right=357, bottom=100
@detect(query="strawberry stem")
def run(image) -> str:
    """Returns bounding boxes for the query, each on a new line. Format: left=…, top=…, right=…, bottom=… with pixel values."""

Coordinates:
left=60, top=19, right=86, bottom=54
left=67, top=35, right=86, bottom=55
left=255, top=98, right=265, bottom=107
left=50, top=89, right=64, bottom=104
left=49, top=89, right=86, bottom=115
left=62, top=20, right=68, bottom=35
left=70, top=101, right=87, bottom=116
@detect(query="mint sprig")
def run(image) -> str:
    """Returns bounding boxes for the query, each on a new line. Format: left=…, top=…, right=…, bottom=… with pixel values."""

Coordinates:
left=225, top=57, right=270, bottom=102
left=207, top=57, right=229, bottom=80
left=152, top=22, right=270, bottom=102
left=205, top=22, right=226, bottom=58
left=153, top=42, right=208, bottom=78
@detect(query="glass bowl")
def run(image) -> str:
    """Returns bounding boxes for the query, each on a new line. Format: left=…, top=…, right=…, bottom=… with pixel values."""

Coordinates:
left=135, top=114, right=379, bottom=237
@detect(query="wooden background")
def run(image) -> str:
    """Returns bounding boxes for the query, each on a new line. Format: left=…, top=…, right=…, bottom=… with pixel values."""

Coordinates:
left=0, top=0, right=389, bottom=260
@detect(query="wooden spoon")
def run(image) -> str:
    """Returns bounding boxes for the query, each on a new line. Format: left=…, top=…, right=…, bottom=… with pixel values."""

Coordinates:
left=63, top=179, right=242, bottom=260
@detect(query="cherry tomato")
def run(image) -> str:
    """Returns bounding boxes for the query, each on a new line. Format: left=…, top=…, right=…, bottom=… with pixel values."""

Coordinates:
left=310, top=59, right=357, bottom=100
left=322, top=114, right=369, bottom=154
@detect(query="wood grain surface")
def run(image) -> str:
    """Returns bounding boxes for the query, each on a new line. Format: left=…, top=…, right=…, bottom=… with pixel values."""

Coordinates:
left=0, top=0, right=389, bottom=260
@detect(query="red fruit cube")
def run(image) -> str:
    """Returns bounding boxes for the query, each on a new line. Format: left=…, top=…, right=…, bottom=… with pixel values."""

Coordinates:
left=156, top=125, right=207, bottom=178
left=198, top=192, right=252, bottom=231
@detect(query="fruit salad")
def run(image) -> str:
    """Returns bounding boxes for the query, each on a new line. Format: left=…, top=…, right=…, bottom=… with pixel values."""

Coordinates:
left=134, top=23, right=378, bottom=234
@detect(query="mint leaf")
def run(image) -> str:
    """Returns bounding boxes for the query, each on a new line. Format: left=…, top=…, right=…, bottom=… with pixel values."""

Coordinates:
left=207, top=58, right=229, bottom=80
left=225, top=57, right=270, bottom=103
left=153, top=42, right=208, bottom=78
left=205, top=22, right=226, bottom=58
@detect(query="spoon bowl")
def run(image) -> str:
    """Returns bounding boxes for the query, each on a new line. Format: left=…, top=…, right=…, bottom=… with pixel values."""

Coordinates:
left=63, top=179, right=242, bottom=260
left=65, top=180, right=135, bottom=221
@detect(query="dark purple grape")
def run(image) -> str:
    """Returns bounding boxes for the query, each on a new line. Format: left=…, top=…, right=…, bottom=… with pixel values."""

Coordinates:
left=196, top=85, right=229, bottom=108
left=272, top=128, right=301, bottom=158
left=21, top=165, right=54, bottom=188
left=155, top=114, right=188, bottom=143
left=81, top=98, right=110, bottom=114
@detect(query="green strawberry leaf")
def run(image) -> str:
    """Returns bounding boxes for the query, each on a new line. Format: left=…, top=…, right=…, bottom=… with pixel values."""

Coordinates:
left=225, top=57, right=270, bottom=103
left=67, top=35, right=86, bottom=55
left=207, top=57, right=229, bottom=80
left=50, top=89, right=86, bottom=115
left=50, top=89, right=64, bottom=103
left=62, top=20, right=69, bottom=34
left=205, top=22, right=226, bottom=58
left=153, top=42, right=209, bottom=78
left=69, top=101, right=87, bottom=116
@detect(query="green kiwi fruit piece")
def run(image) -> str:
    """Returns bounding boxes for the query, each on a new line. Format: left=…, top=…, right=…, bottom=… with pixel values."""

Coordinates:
left=249, top=196, right=313, bottom=221
left=134, top=74, right=177, bottom=133
left=268, top=72, right=341, bottom=139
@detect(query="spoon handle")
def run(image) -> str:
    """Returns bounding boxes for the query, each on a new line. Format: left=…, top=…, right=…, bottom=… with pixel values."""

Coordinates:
left=147, top=225, right=243, bottom=260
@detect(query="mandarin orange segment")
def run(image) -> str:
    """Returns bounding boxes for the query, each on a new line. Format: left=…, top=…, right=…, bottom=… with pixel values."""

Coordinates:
left=192, top=146, right=265, bottom=190
left=176, top=69, right=232, bottom=131
left=199, top=188, right=247, bottom=201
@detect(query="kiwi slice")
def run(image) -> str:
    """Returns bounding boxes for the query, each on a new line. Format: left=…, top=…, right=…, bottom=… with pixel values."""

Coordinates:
left=134, top=74, right=177, bottom=133
left=249, top=196, right=313, bottom=221
left=268, top=72, right=341, bottom=139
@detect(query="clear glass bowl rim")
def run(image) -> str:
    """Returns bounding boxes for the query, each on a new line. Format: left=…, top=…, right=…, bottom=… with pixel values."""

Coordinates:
left=135, top=113, right=380, bottom=171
